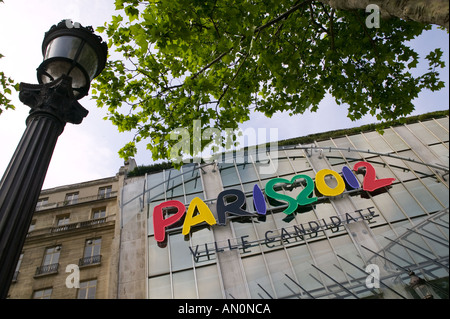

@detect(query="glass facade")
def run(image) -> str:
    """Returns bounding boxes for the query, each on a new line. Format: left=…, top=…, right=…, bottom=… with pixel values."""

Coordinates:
left=132, top=117, right=449, bottom=299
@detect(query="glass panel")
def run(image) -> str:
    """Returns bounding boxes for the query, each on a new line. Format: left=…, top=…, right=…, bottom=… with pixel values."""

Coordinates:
left=331, top=235, right=365, bottom=276
left=332, top=137, right=363, bottom=159
left=149, top=275, right=172, bottom=298
left=348, top=134, right=372, bottom=151
left=165, top=169, right=184, bottom=198
left=87, top=283, right=97, bottom=299
left=350, top=192, right=387, bottom=225
left=219, top=163, right=238, bottom=188
left=310, top=240, right=347, bottom=290
left=407, top=123, right=439, bottom=145
left=93, top=208, right=106, bottom=219
left=65, top=192, right=79, bottom=205
left=383, top=156, right=417, bottom=181
left=147, top=171, right=166, bottom=202
left=57, top=215, right=70, bottom=226
left=232, top=219, right=261, bottom=255
left=45, top=36, right=82, bottom=60
left=98, top=186, right=112, bottom=198
left=236, top=162, right=258, bottom=184
left=148, top=236, right=170, bottom=276
left=420, top=177, right=449, bottom=208
left=405, top=179, right=443, bottom=213
left=397, top=150, right=434, bottom=178
left=190, top=227, right=216, bottom=264
left=389, top=183, right=425, bottom=218
left=287, top=244, right=325, bottom=298
left=173, top=270, right=197, bottom=299
left=264, top=249, right=299, bottom=298
left=196, top=265, right=223, bottom=298
left=288, top=156, right=311, bottom=173
left=422, top=120, right=449, bottom=142
left=33, top=288, right=52, bottom=299
left=436, top=117, right=449, bottom=131
left=382, top=128, right=409, bottom=151
left=77, top=43, right=98, bottom=79
left=43, top=246, right=60, bottom=265
left=242, top=254, right=275, bottom=299
left=254, top=212, right=281, bottom=251
left=371, top=192, right=405, bottom=223
left=77, top=280, right=97, bottom=299
left=170, top=233, right=193, bottom=271
left=364, top=131, right=393, bottom=153
left=274, top=158, right=295, bottom=177
left=313, top=200, right=345, bottom=237
left=419, top=222, right=449, bottom=258
left=317, top=140, right=342, bottom=158
left=42, top=36, right=88, bottom=88
left=183, top=171, right=203, bottom=195
left=429, top=143, right=449, bottom=166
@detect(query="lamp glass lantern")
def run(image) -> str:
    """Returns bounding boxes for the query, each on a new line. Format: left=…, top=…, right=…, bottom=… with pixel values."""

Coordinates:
left=409, top=271, right=435, bottom=299
left=37, top=20, right=107, bottom=99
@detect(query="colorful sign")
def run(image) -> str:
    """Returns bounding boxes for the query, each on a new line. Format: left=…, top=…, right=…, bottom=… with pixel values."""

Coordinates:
left=153, top=161, right=394, bottom=242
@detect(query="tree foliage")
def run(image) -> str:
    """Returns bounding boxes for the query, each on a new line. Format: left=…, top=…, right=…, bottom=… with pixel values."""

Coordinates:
left=0, top=1, right=17, bottom=115
left=93, top=0, right=447, bottom=161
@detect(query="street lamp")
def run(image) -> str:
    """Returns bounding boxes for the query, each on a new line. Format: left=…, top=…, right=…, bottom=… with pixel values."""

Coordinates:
left=0, top=20, right=107, bottom=298
left=408, top=271, right=435, bottom=299
left=37, top=20, right=107, bottom=99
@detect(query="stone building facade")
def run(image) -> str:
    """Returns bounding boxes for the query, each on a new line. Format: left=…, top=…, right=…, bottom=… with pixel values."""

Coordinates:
left=6, top=112, right=449, bottom=299
left=6, top=160, right=136, bottom=299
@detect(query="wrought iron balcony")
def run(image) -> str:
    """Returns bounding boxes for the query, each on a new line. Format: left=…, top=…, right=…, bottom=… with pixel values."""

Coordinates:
left=35, top=263, right=59, bottom=276
left=79, top=255, right=102, bottom=267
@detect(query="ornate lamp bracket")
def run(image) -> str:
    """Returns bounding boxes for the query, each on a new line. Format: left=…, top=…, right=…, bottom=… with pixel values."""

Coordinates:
left=19, top=75, right=89, bottom=128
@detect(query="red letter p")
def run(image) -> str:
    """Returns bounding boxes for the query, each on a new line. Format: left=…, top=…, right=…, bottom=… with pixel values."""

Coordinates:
left=153, top=200, right=186, bottom=242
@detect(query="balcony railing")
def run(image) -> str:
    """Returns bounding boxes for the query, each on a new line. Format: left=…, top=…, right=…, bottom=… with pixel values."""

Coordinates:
left=51, top=217, right=107, bottom=233
left=35, top=191, right=118, bottom=211
left=28, top=217, right=109, bottom=237
left=79, top=255, right=102, bottom=267
left=35, top=263, right=59, bottom=276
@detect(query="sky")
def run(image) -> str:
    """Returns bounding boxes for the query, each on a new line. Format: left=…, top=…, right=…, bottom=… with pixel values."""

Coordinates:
left=0, top=0, right=448, bottom=190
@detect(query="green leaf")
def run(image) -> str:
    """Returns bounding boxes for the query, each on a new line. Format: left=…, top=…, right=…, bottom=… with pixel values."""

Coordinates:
left=93, top=0, right=447, bottom=163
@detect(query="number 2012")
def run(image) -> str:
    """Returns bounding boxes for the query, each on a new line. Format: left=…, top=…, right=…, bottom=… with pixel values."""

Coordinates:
left=265, top=161, right=395, bottom=215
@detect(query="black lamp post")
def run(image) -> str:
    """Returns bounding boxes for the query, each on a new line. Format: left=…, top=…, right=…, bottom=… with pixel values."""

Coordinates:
left=0, top=20, right=107, bottom=298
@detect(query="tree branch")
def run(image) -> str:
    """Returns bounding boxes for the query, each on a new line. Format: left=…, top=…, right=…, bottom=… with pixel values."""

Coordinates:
left=255, top=0, right=313, bottom=33
left=191, top=48, right=234, bottom=81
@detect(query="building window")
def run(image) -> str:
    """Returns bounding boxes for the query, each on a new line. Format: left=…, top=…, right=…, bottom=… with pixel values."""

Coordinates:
left=92, top=207, right=106, bottom=219
left=36, top=246, right=61, bottom=276
left=33, top=288, right=53, bottom=299
left=77, top=280, right=97, bottom=299
left=79, top=238, right=102, bottom=266
left=65, top=192, right=79, bottom=205
left=36, top=197, right=48, bottom=211
left=56, top=214, right=70, bottom=226
left=98, top=186, right=112, bottom=199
